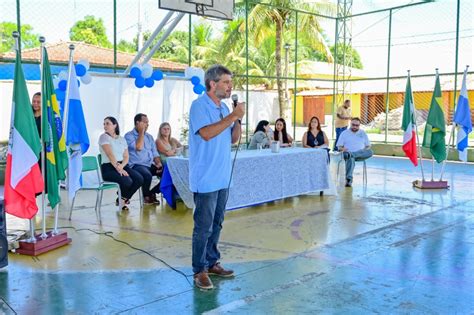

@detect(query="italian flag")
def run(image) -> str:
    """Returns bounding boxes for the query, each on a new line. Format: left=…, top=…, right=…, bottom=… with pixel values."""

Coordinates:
left=4, top=50, right=44, bottom=219
left=401, top=74, right=418, bottom=166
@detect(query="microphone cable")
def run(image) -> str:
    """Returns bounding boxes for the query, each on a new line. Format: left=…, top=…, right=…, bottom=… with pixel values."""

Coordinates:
left=224, top=121, right=242, bottom=208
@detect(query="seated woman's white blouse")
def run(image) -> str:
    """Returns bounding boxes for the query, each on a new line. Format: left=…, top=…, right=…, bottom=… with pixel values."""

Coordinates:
left=98, top=133, right=127, bottom=164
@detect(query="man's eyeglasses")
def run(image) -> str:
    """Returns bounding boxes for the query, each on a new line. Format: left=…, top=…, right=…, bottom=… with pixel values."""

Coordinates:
left=351, top=123, right=360, bottom=127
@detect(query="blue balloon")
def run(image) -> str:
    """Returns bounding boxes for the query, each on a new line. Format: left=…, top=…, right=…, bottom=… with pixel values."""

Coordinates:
left=55, top=88, right=65, bottom=102
left=190, top=76, right=200, bottom=85
left=75, top=64, right=87, bottom=77
left=152, top=70, right=163, bottom=81
left=193, top=84, right=205, bottom=95
left=145, top=77, right=155, bottom=88
left=130, top=67, right=142, bottom=78
left=58, top=80, right=67, bottom=91
left=135, top=77, right=145, bottom=88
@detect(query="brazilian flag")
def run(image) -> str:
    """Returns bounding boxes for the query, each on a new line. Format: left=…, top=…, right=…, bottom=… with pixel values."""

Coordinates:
left=422, top=73, right=446, bottom=163
left=41, top=47, right=68, bottom=208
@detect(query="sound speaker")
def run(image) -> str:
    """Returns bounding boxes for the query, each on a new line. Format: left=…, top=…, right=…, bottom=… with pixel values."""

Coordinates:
left=0, top=198, right=8, bottom=268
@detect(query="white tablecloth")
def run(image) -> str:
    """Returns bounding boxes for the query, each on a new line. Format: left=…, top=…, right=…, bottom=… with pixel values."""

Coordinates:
left=167, top=147, right=330, bottom=210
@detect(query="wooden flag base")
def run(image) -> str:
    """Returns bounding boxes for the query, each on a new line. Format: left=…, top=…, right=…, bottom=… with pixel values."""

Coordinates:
left=16, top=231, right=71, bottom=256
left=413, top=180, right=449, bottom=189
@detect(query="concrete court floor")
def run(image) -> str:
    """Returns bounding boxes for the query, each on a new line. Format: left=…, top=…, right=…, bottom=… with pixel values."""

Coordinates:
left=1, top=156, right=473, bottom=314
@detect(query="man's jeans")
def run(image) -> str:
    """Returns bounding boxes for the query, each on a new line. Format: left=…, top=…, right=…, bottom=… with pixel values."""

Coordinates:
left=343, top=149, right=373, bottom=183
left=192, top=188, right=229, bottom=274
left=334, top=126, right=348, bottom=150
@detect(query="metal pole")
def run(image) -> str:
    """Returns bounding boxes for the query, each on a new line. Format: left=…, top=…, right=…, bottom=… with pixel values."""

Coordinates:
left=245, top=0, right=249, bottom=145
left=63, top=44, right=75, bottom=142
left=331, top=18, right=339, bottom=141
left=16, top=0, right=21, bottom=56
left=39, top=36, right=47, bottom=240
left=113, top=0, right=117, bottom=73
left=293, top=11, right=298, bottom=141
left=431, top=157, right=434, bottom=181
left=13, top=31, right=36, bottom=242
left=409, top=70, right=425, bottom=181
left=188, top=14, right=192, bottom=66
left=384, top=9, right=392, bottom=143
left=439, top=124, right=454, bottom=181
left=451, top=0, right=461, bottom=146
left=142, top=13, right=185, bottom=64
left=124, top=11, right=174, bottom=74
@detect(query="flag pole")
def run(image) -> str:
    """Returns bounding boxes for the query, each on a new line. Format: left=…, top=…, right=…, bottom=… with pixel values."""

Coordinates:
left=12, top=31, right=36, bottom=243
left=52, top=44, right=74, bottom=234
left=63, top=44, right=75, bottom=144
left=439, top=124, right=454, bottom=181
left=38, top=36, right=49, bottom=240
left=409, top=70, right=425, bottom=181
left=430, top=68, right=440, bottom=182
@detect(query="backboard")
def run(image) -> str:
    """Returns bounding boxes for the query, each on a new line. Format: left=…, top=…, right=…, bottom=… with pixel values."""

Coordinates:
left=159, top=0, right=234, bottom=20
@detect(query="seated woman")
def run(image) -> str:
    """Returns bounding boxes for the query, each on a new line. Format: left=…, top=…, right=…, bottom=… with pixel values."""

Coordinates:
left=302, top=116, right=330, bottom=160
left=273, top=118, right=293, bottom=147
left=248, top=120, right=272, bottom=150
left=99, top=116, right=143, bottom=210
left=155, top=122, right=183, bottom=164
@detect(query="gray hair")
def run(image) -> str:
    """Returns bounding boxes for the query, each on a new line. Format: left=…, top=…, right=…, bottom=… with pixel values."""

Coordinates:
left=205, top=65, right=232, bottom=91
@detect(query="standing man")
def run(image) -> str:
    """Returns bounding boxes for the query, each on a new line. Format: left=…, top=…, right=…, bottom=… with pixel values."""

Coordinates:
left=125, top=113, right=163, bottom=205
left=334, top=99, right=352, bottom=150
left=336, top=117, right=373, bottom=187
left=189, top=65, right=245, bottom=290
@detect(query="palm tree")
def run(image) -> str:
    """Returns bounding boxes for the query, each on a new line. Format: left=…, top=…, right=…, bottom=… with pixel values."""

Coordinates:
left=239, top=0, right=334, bottom=119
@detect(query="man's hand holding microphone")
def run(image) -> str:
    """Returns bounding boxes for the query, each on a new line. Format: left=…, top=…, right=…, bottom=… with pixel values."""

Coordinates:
left=231, top=94, right=245, bottom=123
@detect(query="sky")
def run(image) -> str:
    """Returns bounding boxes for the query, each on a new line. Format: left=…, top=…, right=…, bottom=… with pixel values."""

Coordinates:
left=0, top=0, right=472, bottom=77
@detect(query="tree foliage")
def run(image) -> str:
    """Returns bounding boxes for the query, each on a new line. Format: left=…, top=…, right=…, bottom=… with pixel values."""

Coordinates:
left=330, top=44, right=363, bottom=69
left=0, top=22, right=39, bottom=53
left=69, top=15, right=111, bottom=48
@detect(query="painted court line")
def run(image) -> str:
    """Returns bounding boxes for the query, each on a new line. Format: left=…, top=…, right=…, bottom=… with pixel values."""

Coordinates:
left=203, top=272, right=325, bottom=314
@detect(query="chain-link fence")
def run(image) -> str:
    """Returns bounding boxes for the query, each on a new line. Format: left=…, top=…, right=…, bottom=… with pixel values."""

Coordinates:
left=0, top=0, right=472, bottom=147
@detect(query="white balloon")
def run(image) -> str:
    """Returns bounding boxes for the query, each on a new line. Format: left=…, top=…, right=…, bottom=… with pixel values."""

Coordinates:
left=78, top=59, right=90, bottom=70
left=80, top=73, right=92, bottom=85
left=53, top=77, right=59, bottom=89
left=58, top=70, right=68, bottom=81
left=141, top=63, right=153, bottom=79
left=132, top=63, right=142, bottom=71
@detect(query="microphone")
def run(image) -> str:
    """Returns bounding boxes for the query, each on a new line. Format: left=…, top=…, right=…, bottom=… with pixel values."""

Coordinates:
left=231, top=94, right=241, bottom=124
left=231, top=94, right=238, bottom=108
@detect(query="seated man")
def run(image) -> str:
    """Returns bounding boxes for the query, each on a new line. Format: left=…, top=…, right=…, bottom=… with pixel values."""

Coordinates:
left=336, top=117, right=373, bottom=187
left=125, top=113, right=163, bottom=204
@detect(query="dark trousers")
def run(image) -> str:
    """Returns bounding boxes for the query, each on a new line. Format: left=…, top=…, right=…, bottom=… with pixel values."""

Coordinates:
left=101, top=163, right=143, bottom=200
left=192, top=189, right=228, bottom=274
left=132, top=164, right=162, bottom=198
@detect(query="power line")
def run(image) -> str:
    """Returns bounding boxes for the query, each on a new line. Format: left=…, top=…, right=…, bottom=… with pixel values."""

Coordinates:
left=353, top=28, right=474, bottom=43
left=353, top=34, right=474, bottom=48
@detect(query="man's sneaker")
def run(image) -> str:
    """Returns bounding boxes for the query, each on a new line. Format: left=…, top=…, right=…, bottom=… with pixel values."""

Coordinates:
left=194, top=271, right=214, bottom=290
left=345, top=180, right=352, bottom=187
left=208, top=263, right=234, bottom=278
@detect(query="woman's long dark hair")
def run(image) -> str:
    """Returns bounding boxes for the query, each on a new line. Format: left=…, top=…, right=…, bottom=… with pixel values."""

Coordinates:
left=254, top=120, right=269, bottom=134
left=307, top=116, right=322, bottom=132
left=105, top=116, right=120, bottom=135
left=274, top=118, right=289, bottom=144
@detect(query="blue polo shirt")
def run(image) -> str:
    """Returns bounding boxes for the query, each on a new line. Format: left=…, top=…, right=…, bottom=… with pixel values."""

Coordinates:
left=189, top=93, right=232, bottom=193
left=124, top=128, right=160, bottom=167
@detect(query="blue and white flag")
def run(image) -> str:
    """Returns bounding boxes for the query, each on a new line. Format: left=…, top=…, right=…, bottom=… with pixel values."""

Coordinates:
left=453, top=67, right=472, bottom=162
left=63, top=60, right=90, bottom=199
